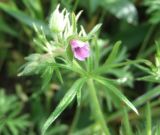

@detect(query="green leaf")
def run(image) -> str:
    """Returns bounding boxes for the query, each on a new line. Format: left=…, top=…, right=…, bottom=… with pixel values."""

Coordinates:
left=133, top=64, right=153, bottom=75
left=46, top=124, right=68, bottom=135
left=123, top=108, right=133, bottom=135
left=18, top=53, right=54, bottom=77
left=18, top=62, right=39, bottom=76
left=22, top=0, right=43, bottom=19
left=88, top=0, right=101, bottom=14
left=94, top=76, right=138, bottom=115
left=102, top=0, right=138, bottom=25
left=144, top=0, right=160, bottom=24
left=137, top=75, right=160, bottom=83
left=0, top=17, right=18, bottom=37
left=134, top=85, right=160, bottom=107
left=24, top=53, right=41, bottom=61
left=0, top=90, right=29, bottom=135
left=0, top=3, right=49, bottom=35
left=106, top=85, right=160, bottom=123
left=42, top=78, right=86, bottom=135
left=105, top=41, right=121, bottom=65
left=41, top=66, right=54, bottom=89
left=7, top=122, right=18, bottom=135
left=55, top=68, right=63, bottom=84
left=88, top=24, right=102, bottom=38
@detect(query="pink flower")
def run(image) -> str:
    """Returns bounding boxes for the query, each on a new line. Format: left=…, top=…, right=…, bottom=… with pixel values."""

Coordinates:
left=70, top=39, right=90, bottom=61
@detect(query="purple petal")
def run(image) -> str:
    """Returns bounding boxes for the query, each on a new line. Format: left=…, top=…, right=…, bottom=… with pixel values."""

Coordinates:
left=74, top=46, right=90, bottom=61
left=70, top=39, right=90, bottom=61
left=70, top=39, right=88, bottom=48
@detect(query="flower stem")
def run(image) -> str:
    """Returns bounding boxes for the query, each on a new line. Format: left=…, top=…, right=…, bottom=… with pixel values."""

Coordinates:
left=87, top=79, right=110, bottom=135
left=146, top=102, right=151, bottom=135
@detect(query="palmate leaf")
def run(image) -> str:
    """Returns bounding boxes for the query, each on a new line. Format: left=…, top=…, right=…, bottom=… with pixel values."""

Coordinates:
left=42, top=78, right=87, bottom=135
left=94, top=76, right=138, bottom=115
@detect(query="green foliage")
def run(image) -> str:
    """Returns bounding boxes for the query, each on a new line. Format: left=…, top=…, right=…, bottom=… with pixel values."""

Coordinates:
left=104, top=41, right=121, bottom=65
left=0, top=89, right=29, bottom=135
left=94, top=76, right=138, bottom=114
left=1, top=0, right=160, bottom=135
left=0, top=2, right=49, bottom=34
left=145, top=0, right=160, bottom=24
left=18, top=53, right=53, bottom=76
left=42, top=78, right=86, bottom=135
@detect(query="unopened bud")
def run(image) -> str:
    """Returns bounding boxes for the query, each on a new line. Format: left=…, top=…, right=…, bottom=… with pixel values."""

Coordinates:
left=49, top=5, right=66, bottom=33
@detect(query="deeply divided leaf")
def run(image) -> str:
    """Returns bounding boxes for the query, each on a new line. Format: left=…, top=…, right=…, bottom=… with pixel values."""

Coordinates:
left=94, top=76, right=138, bottom=115
left=42, top=78, right=86, bottom=135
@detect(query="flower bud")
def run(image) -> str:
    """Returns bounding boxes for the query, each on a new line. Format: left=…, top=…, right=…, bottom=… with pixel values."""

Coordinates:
left=49, top=5, right=66, bottom=33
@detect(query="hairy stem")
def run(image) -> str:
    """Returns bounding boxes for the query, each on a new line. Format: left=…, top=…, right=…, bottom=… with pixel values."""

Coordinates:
left=87, top=79, right=110, bottom=135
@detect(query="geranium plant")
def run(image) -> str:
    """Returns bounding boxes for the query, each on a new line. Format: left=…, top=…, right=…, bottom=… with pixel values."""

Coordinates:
left=19, top=4, right=159, bottom=135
